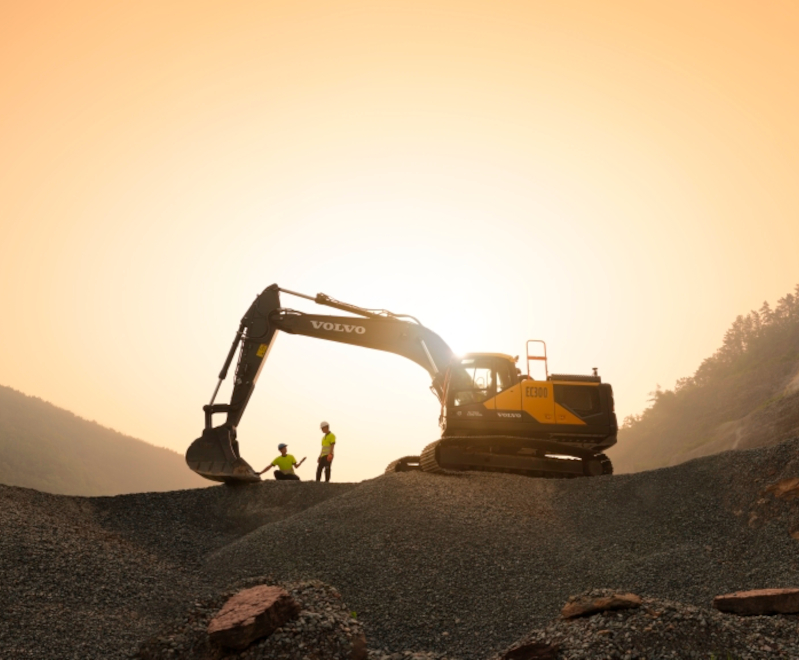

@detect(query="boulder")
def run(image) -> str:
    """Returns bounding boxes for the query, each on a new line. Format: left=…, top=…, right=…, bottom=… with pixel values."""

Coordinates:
left=207, top=585, right=300, bottom=650
left=561, top=592, right=642, bottom=619
left=350, top=631, right=368, bottom=660
left=765, top=478, right=799, bottom=500
left=713, top=588, right=799, bottom=615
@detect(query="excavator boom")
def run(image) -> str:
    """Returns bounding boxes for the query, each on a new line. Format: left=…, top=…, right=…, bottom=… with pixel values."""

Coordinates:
left=185, top=284, right=453, bottom=482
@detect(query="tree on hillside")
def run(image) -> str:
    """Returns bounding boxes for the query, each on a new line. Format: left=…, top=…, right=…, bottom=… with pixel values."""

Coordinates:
left=616, top=284, right=799, bottom=471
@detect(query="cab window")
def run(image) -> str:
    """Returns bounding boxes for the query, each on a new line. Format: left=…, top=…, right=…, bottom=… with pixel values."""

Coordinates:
left=495, top=360, right=516, bottom=393
left=451, top=358, right=495, bottom=405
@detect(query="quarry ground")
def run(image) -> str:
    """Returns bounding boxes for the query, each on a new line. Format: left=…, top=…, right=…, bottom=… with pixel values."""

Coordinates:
left=4, top=439, right=799, bottom=659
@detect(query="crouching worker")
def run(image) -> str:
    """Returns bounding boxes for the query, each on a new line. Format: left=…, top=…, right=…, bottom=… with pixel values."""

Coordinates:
left=259, top=443, right=306, bottom=480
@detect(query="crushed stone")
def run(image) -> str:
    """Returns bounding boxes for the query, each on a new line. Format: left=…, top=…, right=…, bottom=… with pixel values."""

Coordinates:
left=3, top=439, right=799, bottom=658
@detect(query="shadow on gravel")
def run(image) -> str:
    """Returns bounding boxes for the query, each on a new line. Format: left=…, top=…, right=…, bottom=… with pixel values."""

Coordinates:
left=91, top=481, right=359, bottom=563
left=5, top=439, right=799, bottom=660
left=202, top=439, right=799, bottom=659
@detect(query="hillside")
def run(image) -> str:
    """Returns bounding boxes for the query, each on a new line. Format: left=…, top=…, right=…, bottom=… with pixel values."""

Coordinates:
left=0, top=385, right=206, bottom=495
left=3, top=439, right=799, bottom=658
left=610, top=284, right=799, bottom=473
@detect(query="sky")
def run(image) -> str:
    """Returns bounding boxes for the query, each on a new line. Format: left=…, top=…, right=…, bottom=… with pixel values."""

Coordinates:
left=2, top=1, right=799, bottom=483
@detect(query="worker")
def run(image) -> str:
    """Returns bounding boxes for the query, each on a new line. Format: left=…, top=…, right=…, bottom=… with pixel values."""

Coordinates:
left=316, top=421, right=336, bottom=482
left=259, top=443, right=306, bottom=480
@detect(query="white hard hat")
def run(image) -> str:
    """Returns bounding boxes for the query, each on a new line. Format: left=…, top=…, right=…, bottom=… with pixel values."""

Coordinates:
left=320, top=421, right=329, bottom=429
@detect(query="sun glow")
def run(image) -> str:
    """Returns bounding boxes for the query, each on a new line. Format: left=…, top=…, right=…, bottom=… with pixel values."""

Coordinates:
left=2, top=1, right=799, bottom=482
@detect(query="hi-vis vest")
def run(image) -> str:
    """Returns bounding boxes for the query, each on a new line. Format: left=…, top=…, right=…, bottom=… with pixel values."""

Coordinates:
left=320, top=433, right=336, bottom=456
left=271, top=454, right=296, bottom=473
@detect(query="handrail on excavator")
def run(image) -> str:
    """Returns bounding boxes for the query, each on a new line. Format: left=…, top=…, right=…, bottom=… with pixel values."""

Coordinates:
left=526, top=339, right=548, bottom=379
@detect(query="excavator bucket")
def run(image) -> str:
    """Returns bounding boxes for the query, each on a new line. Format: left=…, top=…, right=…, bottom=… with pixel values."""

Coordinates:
left=185, top=427, right=261, bottom=484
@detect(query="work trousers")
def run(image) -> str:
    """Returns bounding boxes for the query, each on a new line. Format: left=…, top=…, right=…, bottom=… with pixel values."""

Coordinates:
left=316, top=455, right=332, bottom=482
left=274, top=471, right=300, bottom=481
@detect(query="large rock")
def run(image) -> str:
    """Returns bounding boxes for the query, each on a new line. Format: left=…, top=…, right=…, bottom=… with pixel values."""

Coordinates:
left=561, top=592, right=642, bottom=619
left=350, top=631, right=368, bottom=660
left=713, top=588, right=799, bottom=615
left=765, top=478, right=799, bottom=500
left=207, top=585, right=300, bottom=650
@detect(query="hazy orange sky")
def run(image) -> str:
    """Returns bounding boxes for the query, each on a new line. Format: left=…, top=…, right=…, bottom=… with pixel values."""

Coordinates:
left=2, top=1, right=799, bottom=482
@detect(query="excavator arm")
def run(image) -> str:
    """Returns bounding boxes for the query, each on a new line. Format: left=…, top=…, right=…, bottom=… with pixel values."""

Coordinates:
left=185, top=284, right=454, bottom=483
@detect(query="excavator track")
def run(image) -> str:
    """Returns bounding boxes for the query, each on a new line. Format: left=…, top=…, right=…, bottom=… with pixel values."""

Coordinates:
left=420, top=440, right=450, bottom=474
left=417, top=437, right=613, bottom=479
left=419, top=440, right=465, bottom=476
left=384, top=455, right=422, bottom=474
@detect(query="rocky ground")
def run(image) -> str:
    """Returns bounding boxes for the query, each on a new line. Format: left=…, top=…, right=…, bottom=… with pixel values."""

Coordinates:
left=3, top=439, right=799, bottom=659
left=495, top=589, right=799, bottom=660
left=136, top=579, right=368, bottom=660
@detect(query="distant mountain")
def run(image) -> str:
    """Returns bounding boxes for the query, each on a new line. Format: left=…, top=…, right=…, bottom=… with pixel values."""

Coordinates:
left=610, top=284, right=799, bottom=473
left=0, top=385, right=207, bottom=495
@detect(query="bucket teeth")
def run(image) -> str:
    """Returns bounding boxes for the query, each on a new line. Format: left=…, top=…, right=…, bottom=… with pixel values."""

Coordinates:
left=186, top=428, right=260, bottom=484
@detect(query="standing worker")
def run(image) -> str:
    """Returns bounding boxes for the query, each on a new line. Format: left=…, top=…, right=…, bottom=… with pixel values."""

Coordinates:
left=259, top=443, right=306, bottom=480
left=316, top=421, right=336, bottom=482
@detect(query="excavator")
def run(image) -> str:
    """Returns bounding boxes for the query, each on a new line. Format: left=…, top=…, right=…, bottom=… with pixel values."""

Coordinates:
left=185, top=284, right=617, bottom=484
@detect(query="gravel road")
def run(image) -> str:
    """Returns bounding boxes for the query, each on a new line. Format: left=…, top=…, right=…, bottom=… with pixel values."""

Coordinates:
left=3, top=439, right=799, bottom=659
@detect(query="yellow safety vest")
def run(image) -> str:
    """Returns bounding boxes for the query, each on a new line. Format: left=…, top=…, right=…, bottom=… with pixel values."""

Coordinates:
left=320, top=433, right=336, bottom=456
left=271, top=454, right=296, bottom=473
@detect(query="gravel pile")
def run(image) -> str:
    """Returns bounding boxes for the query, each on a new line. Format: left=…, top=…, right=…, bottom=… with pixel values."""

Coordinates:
left=496, top=589, right=799, bottom=659
left=0, top=485, right=199, bottom=659
left=0, top=482, right=353, bottom=659
left=207, top=438, right=799, bottom=657
left=2, top=439, right=799, bottom=659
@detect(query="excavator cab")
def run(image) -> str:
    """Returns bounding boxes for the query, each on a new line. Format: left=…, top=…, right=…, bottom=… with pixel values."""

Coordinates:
left=442, top=345, right=609, bottom=437
left=448, top=353, right=519, bottom=405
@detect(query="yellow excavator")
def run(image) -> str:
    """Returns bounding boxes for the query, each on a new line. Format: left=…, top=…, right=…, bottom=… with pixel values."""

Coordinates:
left=185, top=284, right=617, bottom=483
